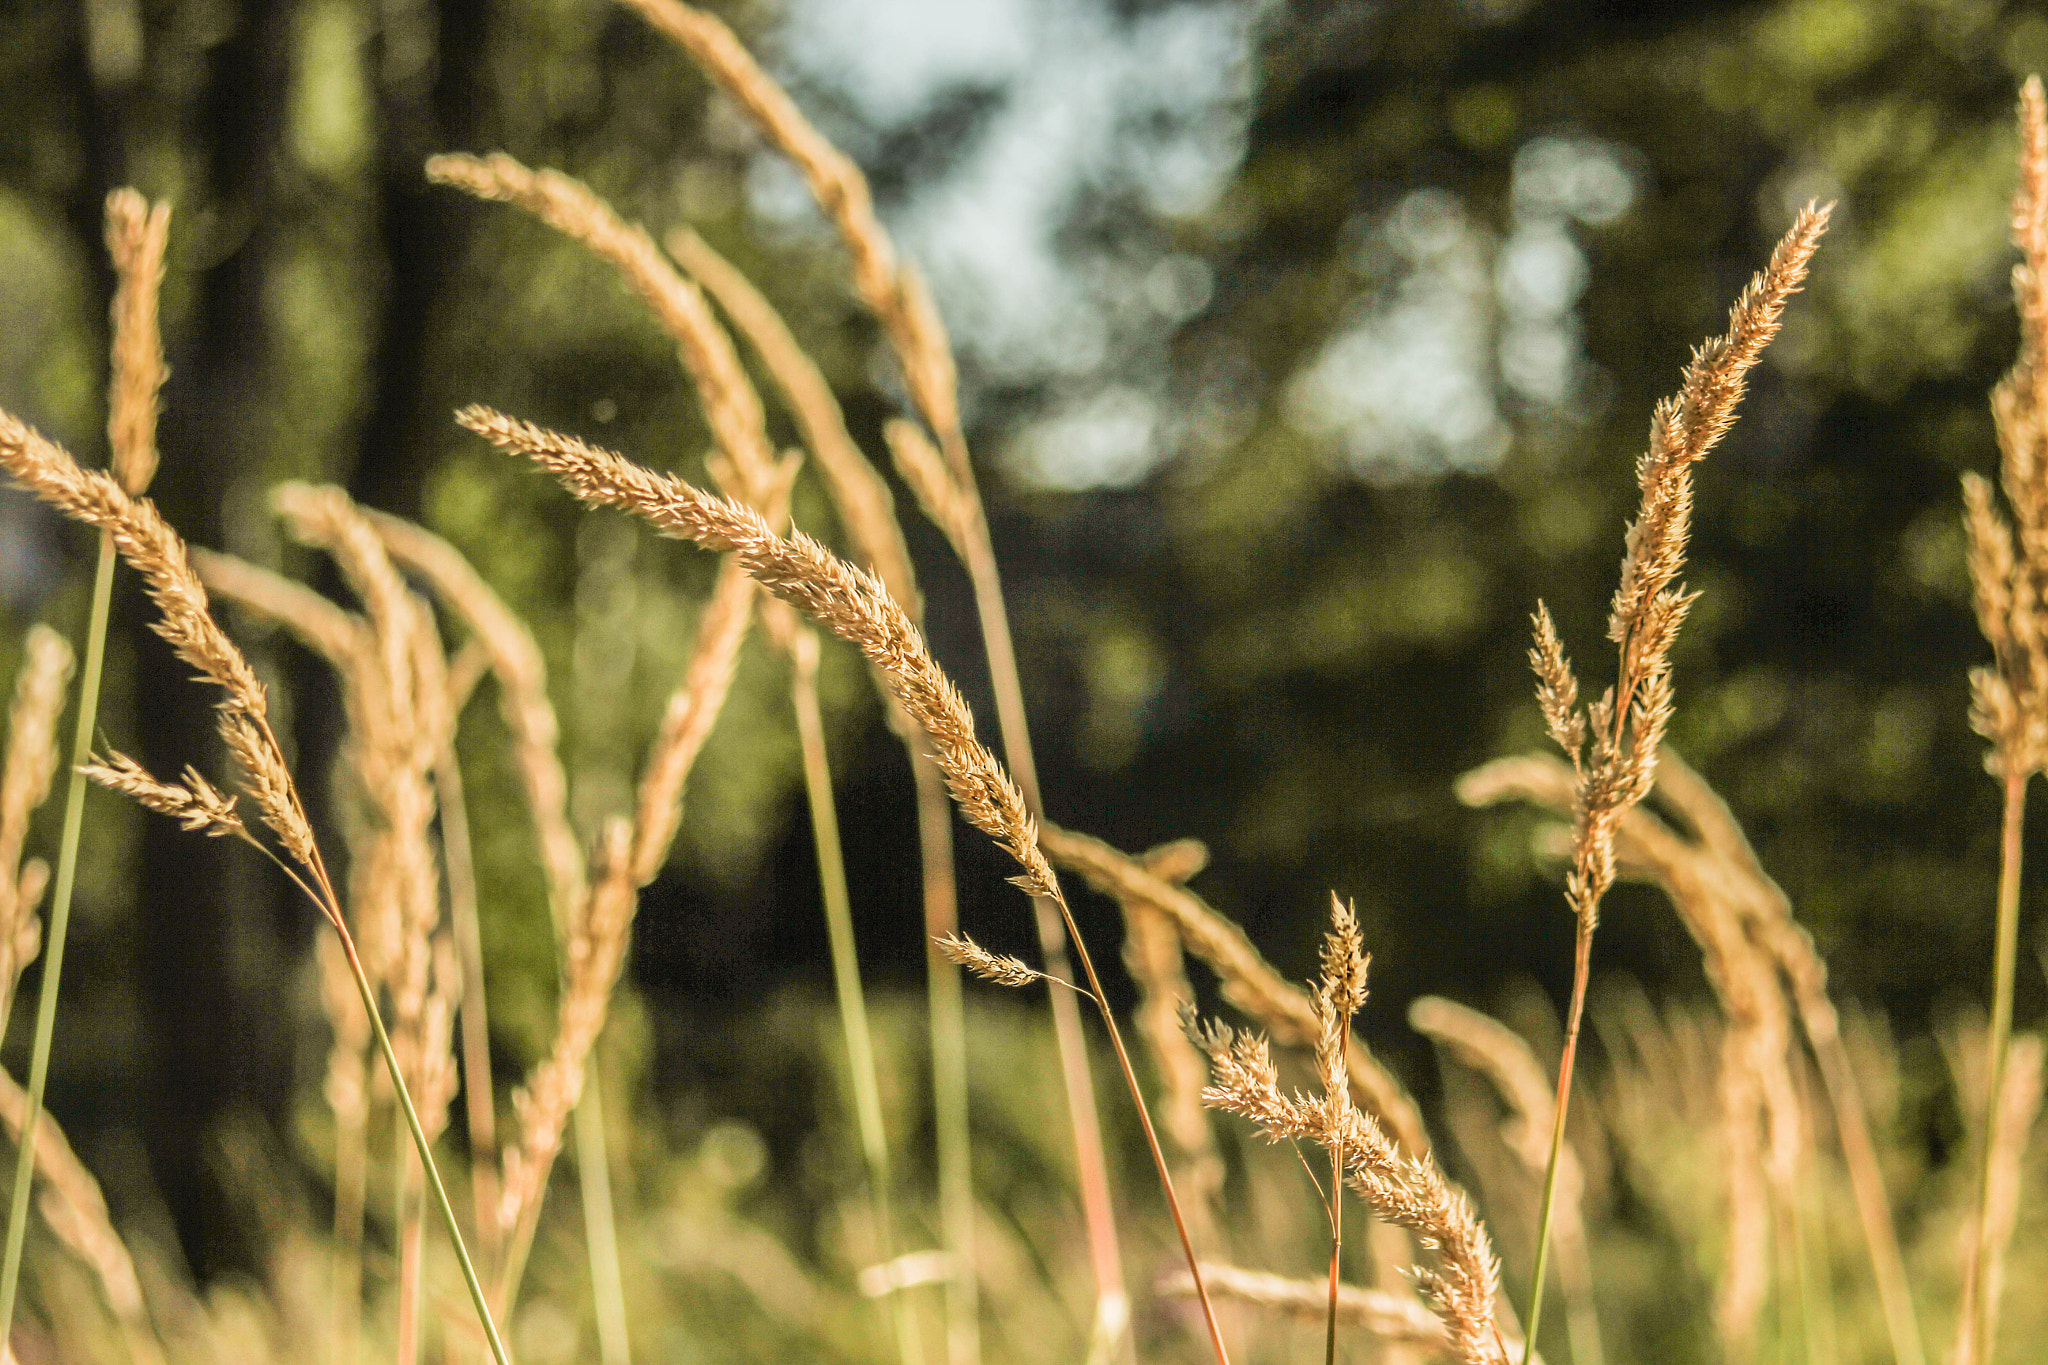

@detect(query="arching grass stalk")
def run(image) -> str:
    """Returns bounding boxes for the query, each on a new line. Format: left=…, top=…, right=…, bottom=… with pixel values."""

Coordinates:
left=777, top=606, right=925, bottom=1365
left=0, top=534, right=115, bottom=1350
left=459, top=403, right=1232, bottom=1365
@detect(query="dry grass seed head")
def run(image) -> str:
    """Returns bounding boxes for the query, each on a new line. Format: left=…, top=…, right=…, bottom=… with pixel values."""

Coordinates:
left=1968, top=81, right=2048, bottom=778
left=0, top=412, right=326, bottom=891
left=457, top=405, right=1059, bottom=904
left=81, top=752, right=243, bottom=839
left=933, top=932, right=1048, bottom=990
left=103, top=187, right=170, bottom=497
left=1043, top=821, right=1432, bottom=1155
left=611, top=0, right=966, bottom=455
left=427, top=152, right=780, bottom=502
left=665, top=227, right=925, bottom=619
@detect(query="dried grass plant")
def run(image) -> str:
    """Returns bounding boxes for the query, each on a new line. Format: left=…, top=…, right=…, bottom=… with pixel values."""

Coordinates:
left=1513, top=202, right=1829, bottom=1360
left=1459, top=746, right=1922, bottom=1364
left=0, top=188, right=172, bottom=1349
left=1957, top=74, right=2048, bottom=1365
left=606, top=5, right=1132, bottom=1341
left=454, top=402, right=1233, bottom=1363
left=1184, top=894, right=1509, bottom=1365
left=0, top=411, right=511, bottom=1365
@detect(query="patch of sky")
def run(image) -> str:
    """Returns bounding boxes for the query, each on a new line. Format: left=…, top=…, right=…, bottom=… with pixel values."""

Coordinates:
left=770, top=0, right=1254, bottom=490
left=1284, top=134, right=1638, bottom=480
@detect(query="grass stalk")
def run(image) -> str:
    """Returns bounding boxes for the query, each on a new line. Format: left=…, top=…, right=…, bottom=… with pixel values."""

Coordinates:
left=435, top=744, right=503, bottom=1274
left=786, top=623, right=924, bottom=1365
left=0, top=531, right=115, bottom=1349
left=574, top=1074, right=632, bottom=1365
left=1326, top=1024, right=1346, bottom=1365
left=1959, top=769, right=2028, bottom=1363
left=338, top=913, right=513, bottom=1365
left=913, top=750, right=980, bottom=1365
left=959, top=539, right=1128, bottom=1353
left=396, top=1136, right=423, bottom=1365
left=1518, top=916, right=1592, bottom=1365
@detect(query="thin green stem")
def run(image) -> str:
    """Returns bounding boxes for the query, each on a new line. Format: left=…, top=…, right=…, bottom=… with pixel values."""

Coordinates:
left=435, top=745, right=502, bottom=1274
left=575, top=1075, right=632, bottom=1365
left=1520, top=915, right=1594, bottom=1365
left=790, top=639, right=924, bottom=1365
left=341, top=925, right=512, bottom=1365
left=913, top=748, right=980, bottom=1365
left=0, top=532, right=115, bottom=1349
left=1326, top=1032, right=1344, bottom=1365
left=1960, top=769, right=2027, bottom=1365
left=239, top=827, right=511, bottom=1365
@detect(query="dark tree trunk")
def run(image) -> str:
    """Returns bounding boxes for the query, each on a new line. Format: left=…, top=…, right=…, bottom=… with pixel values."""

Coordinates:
left=139, top=0, right=301, bottom=1283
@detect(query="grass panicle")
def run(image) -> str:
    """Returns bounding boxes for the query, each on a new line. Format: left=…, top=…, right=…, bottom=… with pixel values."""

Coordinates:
left=1514, top=201, right=1830, bottom=1363
left=0, top=407, right=512, bottom=1365
left=1957, top=75, right=2048, bottom=1365
left=458, top=401, right=1233, bottom=1365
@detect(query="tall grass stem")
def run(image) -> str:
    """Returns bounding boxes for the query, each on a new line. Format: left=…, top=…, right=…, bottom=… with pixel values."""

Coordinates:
left=789, top=634, right=924, bottom=1365
left=915, top=752, right=980, bottom=1365
left=1518, top=917, right=1593, bottom=1365
left=0, top=532, right=116, bottom=1350
left=1960, top=769, right=2028, bottom=1361
left=575, top=1076, right=632, bottom=1365
left=960, top=547, right=1128, bottom=1351
left=339, top=922, right=512, bottom=1365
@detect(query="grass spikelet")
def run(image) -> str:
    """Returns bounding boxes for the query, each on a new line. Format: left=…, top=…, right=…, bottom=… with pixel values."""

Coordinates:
left=427, top=151, right=777, bottom=493
left=102, top=188, right=170, bottom=498
left=80, top=753, right=242, bottom=837
left=934, top=932, right=1061, bottom=992
left=1187, top=1000, right=1509, bottom=1365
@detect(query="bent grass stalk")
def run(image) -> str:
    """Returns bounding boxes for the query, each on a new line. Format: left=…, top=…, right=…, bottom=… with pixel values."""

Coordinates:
left=0, top=409, right=511, bottom=1365
left=457, top=403, right=1232, bottom=1365
left=1515, top=204, right=1829, bottom=1363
